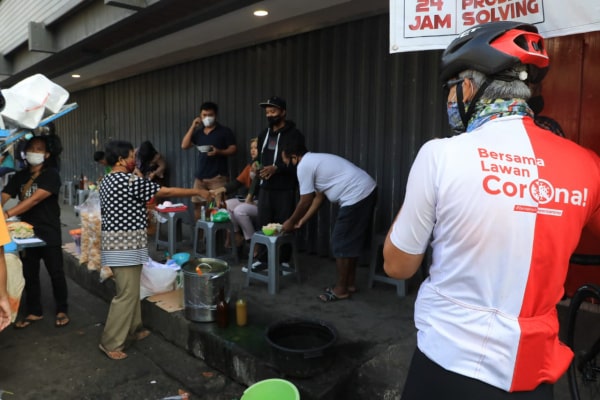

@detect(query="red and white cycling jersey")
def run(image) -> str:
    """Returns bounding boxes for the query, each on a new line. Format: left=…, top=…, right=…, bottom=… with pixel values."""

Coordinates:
left=390, top=115, right=600, bottom=391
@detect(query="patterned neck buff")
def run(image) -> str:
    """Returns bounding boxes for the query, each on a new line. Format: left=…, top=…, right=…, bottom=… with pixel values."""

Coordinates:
left=467, top=99, right=534, bottom=132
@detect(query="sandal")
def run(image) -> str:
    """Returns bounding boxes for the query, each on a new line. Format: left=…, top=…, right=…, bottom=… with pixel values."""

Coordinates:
left=14, top=315, right=43, bottom=329
left=55, top=313, right=70, bottom=328
left=134, top=329, right=150, bottom=341
left=318, top=287, right=350, bottom=303
left=99, top=343, right=128, bottom=360
left=326, top=284, right=357, bottom=293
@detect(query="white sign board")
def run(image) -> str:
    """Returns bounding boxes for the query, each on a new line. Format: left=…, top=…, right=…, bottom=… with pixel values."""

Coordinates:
left=390, top=0, right=600, bottom=53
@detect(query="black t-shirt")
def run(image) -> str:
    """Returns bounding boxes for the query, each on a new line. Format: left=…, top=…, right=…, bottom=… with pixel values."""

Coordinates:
left=191, top=123, right=236, bottom=179
left=3, top=167, right=62, bottom=245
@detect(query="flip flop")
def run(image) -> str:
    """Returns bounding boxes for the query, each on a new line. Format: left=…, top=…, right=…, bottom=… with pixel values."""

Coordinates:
left=318, top=287, right=350, bottom=303
left=133, top=329, right=150, bottom=341
left=14, top=316, right=43, bottom=329
left=326, top=284, right=357, bottom=293
left=98, top=343, right=128, bottom=360
left=55, top=313, right=70, bottom=328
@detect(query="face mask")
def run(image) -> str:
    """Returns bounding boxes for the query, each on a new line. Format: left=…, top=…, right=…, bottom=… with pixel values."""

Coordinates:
left=25, top=152, right=45, bottom=166
left=527, top=95, right=544, bottom=114
left=447, top=102, right=469, bottom=134
left=267, top=115, right=282, bottom=127
left=125, top=159, right=136, bottom=173
left=202, top=116, right=215, bottom=127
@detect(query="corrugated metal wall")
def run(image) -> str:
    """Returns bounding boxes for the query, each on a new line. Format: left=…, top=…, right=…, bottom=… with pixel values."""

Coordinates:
left=55, top=13, right=447, bottom=255
left=0, top=0, right=79, bottom=53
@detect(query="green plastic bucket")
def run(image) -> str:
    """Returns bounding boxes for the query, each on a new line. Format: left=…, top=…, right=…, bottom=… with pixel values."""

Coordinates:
left=241, top=378, right=300, bottom=400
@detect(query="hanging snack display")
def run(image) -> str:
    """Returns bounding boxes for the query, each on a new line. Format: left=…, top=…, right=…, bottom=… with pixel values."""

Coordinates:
left=77, top=191, right=102, bottom=270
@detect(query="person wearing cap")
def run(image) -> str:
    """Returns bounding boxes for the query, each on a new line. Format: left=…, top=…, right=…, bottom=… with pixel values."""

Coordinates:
left=181, top=101, right=237, bottom=221
left=383, top=21, right=600, bottom=398
left=253, top=96, right=305, bottom=266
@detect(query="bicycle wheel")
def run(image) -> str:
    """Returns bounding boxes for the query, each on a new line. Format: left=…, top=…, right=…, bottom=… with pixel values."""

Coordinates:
left=566, top=284, right=600, bottom=400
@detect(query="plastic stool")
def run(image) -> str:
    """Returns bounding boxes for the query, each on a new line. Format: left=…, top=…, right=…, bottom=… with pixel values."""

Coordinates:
left=245, top=232, right=300, bottom=295
left=367, top=231, right=406, bottom=297
left=155, top=210, right=186, bottom=256
left=77, top=189, right=90, bottom=206
left=193, top=219, right=238, bottom=261
left=62, top=181, right=74, bottom=205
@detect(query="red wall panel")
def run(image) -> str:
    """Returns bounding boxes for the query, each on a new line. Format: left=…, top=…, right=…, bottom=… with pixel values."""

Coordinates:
left=544, top=32, right=600, bottom=293
left=543, top=35, right=583, bottom=143
left=579, top=32, right=600, bottom=155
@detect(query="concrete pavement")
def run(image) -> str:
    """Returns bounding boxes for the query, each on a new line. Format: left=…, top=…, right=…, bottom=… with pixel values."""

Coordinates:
left=0, top=264, right=245, bottom=399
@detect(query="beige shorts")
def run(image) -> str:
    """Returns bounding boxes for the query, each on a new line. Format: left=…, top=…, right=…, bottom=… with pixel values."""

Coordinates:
left=192, top=175, right=228, bottom=203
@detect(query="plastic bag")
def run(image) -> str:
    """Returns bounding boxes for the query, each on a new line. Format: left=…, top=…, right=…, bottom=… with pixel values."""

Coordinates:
left=77, top=191, right=102, bottom=271
left=211, top=209, right=230, bottom=222
left=5, top=252, right=24, bottom=323
left=140, top=258, right=178, bottom=299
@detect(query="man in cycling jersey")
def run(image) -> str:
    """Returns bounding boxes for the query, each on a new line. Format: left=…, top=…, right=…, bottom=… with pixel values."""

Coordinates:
left=384, top=21, right=600, bottom=399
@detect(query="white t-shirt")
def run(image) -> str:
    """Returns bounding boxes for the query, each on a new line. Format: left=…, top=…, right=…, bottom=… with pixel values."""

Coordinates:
left=389, top=115, right=600, bottom=392
left=296, top=152, right=376, bottom=207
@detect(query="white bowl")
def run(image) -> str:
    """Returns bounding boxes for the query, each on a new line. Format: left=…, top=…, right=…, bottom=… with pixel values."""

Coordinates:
left=197, top=145, right=213, bottom=153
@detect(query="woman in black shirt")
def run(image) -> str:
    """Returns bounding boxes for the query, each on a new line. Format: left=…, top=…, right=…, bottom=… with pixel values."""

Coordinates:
left=2, top=136, right=69, bottom=329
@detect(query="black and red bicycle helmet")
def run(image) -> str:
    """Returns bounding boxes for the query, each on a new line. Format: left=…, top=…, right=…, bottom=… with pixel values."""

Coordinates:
left=440, top=21, right=549, bottom=83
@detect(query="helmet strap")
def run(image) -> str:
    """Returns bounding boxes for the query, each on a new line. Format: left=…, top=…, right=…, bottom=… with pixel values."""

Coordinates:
left=457, top=78, right=491, bottom=128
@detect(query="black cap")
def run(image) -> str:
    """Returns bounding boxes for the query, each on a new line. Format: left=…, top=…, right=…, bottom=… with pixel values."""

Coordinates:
left=259, top=96, right=286, bottom=110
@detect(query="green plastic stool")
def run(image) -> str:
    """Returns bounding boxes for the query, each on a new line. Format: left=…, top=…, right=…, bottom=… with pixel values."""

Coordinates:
left=241, top=378, right=300, bottom=400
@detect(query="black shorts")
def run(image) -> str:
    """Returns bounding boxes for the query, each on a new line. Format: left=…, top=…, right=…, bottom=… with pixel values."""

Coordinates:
left=331, top=189, right=376, bottom=258
left=401, top=348, right=553, bottom=400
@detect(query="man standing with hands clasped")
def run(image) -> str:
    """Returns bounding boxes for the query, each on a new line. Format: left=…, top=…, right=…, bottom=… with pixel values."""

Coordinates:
left=280, top=138, right=376, bottom=302
left=182, top=101, right=236, bottom=221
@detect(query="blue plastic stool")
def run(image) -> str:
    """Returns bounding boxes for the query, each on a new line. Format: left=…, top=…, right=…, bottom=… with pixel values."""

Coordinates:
left=155, top=210, right=186, bottom=256
left=245, top=232, right=300, bottom=295
left=62, top=181, right=74, bottom=205
left=367, top=231, right=406, bottom=297
left=192, top=219, right=238, bottom=261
